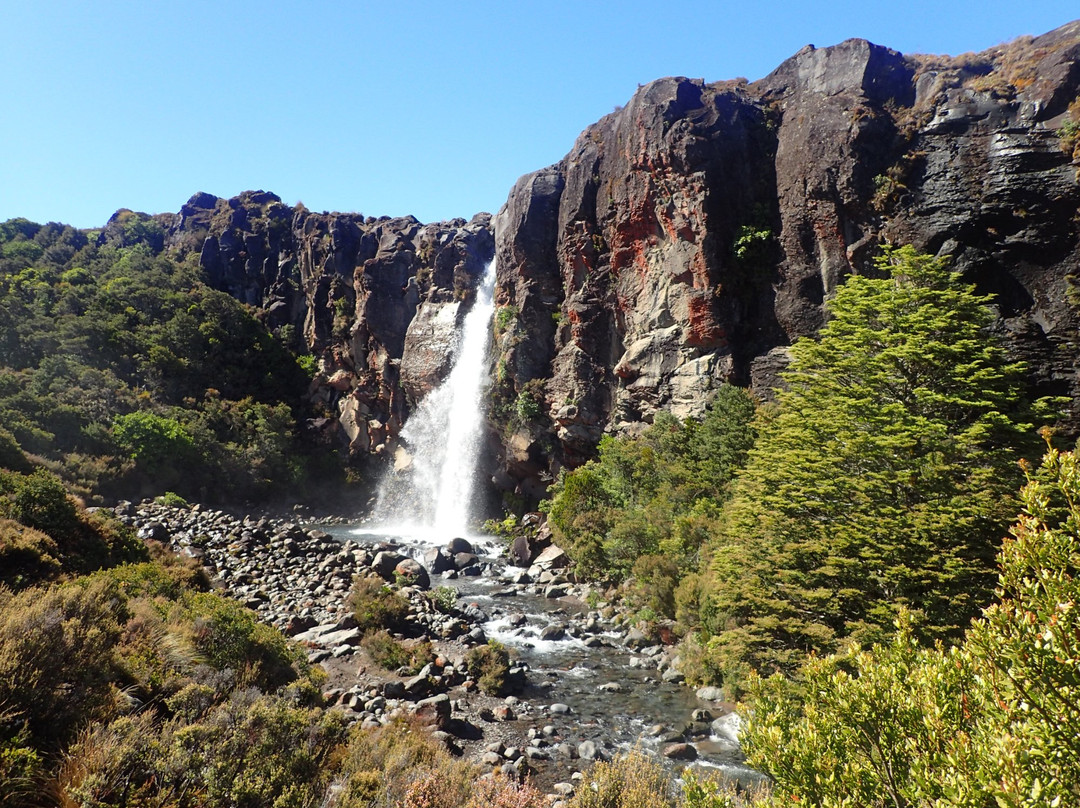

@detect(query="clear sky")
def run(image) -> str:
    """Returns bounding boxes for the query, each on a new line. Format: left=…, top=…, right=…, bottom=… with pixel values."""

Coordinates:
left=1, top=1, right=1077, bottom=229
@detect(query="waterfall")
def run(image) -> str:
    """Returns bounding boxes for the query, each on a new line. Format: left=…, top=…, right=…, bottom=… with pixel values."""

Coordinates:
left=370, top=258, right=497, bottom=540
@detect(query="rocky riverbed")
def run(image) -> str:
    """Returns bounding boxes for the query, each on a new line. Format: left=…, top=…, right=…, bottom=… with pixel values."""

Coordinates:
left=112, top=501, right=759, bottom=799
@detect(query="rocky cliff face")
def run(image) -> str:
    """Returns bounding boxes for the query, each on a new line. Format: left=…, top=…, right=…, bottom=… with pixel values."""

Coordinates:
left=492, top=21, right=1080, bottom=502
left=130, top=22, right=1080, bottom=512
left=150, top=190, right=494, bottom=459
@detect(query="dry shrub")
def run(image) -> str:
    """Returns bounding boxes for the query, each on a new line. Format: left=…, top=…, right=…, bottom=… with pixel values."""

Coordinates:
left=464, top=641, right=511, bottom=696
left=464, top=774, right=545, bottom=808
left=338, top=716, right=471, bottom=808
left=568, top=750, right=675, bottom=808
left=0, top=517, right=61, bottom=589
left=0, top=579, right=127, bottom=749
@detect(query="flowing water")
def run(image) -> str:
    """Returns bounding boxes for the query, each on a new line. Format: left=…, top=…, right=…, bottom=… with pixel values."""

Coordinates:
left=370, top=258, right=497, bottom=541
left=353, top=249, right=760, bottom=783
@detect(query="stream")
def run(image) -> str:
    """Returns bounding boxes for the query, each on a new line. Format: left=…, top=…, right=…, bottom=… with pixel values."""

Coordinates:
left=335, top=525, right=763, bottom=785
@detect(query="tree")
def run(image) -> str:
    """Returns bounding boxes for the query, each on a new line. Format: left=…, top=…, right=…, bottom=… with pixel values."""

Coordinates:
left=702, top=246, right=1053, bottom=682
left=741, top=443, right=1080, bottom=807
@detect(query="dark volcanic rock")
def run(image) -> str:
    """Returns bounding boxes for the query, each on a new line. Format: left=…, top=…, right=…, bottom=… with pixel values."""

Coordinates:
left=491, top=21, right=1080, bottom=502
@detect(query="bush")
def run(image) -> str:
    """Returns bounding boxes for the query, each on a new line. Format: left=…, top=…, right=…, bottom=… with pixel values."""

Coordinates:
left=348, top=575, right=411, bottom=635
left=465, top=641, right=511, bottom=696
left=465, top=775, right=546, bottom=808
left=337, top=716, right=471, bottom=808
left=0, top=579, right=127, bottom=749
left=567, top=750, right=674, bottom=808
left=362, top=631, right=434, bottom=674
left=0, top=518, right=61, bottom=589
left=170, top=591, right=302, bottom=690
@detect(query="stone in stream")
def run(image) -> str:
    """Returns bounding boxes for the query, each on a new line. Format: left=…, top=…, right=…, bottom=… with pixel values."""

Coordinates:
left=423, top=547, right=454, bottom=574
left=539, top=624, right=566, bottom=641
left=662, top=742, right=698, bottom=761
left=578, top=740, right=606, bottom=761
left=447, top=537, right=474, bottom=555
left=453, top=552, right=479, bottom=570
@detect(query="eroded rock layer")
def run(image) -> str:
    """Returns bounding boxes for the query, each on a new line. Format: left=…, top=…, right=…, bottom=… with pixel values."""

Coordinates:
left=492, top=21, right=1080, bottom=500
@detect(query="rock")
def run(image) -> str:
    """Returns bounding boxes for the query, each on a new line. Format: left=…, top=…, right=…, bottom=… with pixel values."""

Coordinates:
left=412, top=693, right=451, bottom=730
left=539, top=624, right=566, bottom=641
left=446, top=537, right=474, bottom=555
left=394, top=558, right=430, bottom=590
left=548, top=703, right=571, bottom=715
left=695, top=686, right=725, bottom=703
left=452, top=552, right=479, bottom=570
left=662, top=743, right=698, bottom=761
left=532, top=545, right=569, bottom=570
left=544, top=584, right=569, bottom=599
left=661, top=668, right=685, bottom=684
left=372, top=551, right=406, bottom=580
left=423, top=547, right=454, bottom=575
left=578, top=740, right=604, bottom=761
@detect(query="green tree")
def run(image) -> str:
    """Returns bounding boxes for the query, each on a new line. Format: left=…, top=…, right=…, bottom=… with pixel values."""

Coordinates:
left=741, top=443, right=1080, bottom=807
left=545, top=385, right=756, bottom=585
left=703, top=246, right=1053, bottom=682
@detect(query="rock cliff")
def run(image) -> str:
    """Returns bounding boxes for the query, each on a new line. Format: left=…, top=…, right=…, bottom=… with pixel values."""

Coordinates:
left=492, top=21, right=1080, bottom=502
left=133, top=21, right=1080, bottom=512
left=151, top=190, right=494, bottom=459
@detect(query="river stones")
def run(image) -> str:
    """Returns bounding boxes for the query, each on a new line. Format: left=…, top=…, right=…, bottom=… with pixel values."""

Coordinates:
left=662, top=742, right=698, bottom=761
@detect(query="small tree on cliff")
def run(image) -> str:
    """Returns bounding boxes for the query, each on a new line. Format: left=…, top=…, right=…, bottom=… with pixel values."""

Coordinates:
left=700, top=245, right=1055, bottom=683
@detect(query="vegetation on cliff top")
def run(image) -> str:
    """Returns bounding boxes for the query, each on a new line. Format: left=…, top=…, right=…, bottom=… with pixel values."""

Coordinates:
left=0, top=216, right=332, bottom=506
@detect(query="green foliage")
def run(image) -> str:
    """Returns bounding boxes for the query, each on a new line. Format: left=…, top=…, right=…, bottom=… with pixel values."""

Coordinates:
left=113, top=410, right=197, bottom=470
left=0, top=218, right=321, bottom=504
left=514, top=388, right=542, bottom=422
left=739, top=436, right=1080, bottom=807
left=361, top=631, right=434, bottom=674
left=702, top=246, right=1053, bottom=684
left=465, top=641, right=511, bottom=696
left=494, top=304, right=519, bottom=335
left=348, top=575, right=412, bottom=635
left=155, top=490, right=190, bottom=508
left=171, top=591, right=302, bottom=689
left=546, top=385, right=756, bottom=584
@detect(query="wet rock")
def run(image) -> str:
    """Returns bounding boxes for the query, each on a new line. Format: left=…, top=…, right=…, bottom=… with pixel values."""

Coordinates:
left=447, top=537, right=474, bottom=555
left=423, top=547, right=454, bottom=574
left=539, top=624, right=566, bottom=641
left=578, top=740, right=605, bottom=761
left=662, top=742, right=698, bottom=761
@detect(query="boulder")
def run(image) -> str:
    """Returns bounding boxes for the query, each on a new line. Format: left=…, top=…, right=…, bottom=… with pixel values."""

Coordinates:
left=394, top=558, right=430, bottom=590
left=372, top=550, right=406, bottom=580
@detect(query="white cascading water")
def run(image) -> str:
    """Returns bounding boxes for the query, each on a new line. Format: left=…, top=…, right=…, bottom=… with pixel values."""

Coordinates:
left=370, top=258, right=497, bottom=540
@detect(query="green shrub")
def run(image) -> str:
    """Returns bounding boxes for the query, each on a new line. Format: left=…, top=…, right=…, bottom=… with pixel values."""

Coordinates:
left=362, top=631, right=434, bottom=674
left=170, top=591, right=302, bottom=689
left=465, top=641, right=511, bottom=696
left=155, top=490, right=189, bottom=508
left=625, top=554, right=679, bottom=620
left=0, top=727, right=44, bottom=808
left=348, top=575, right=411, bottom=635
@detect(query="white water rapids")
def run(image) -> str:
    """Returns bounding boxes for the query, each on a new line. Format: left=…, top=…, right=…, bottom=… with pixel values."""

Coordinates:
left=369, top=258, right=497, bottom=541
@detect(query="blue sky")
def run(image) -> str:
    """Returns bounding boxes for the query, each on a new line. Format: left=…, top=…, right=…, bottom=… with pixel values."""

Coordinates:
left=1, top=1, right=1077, bottom=228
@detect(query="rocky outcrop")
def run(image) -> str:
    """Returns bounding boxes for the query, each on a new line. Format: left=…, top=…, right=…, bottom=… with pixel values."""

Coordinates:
left=154, top=191, right=494, bottom=458
left=492, top=21, right=1080, bottom=501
